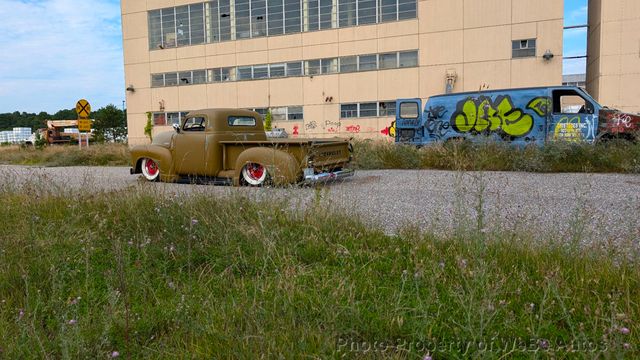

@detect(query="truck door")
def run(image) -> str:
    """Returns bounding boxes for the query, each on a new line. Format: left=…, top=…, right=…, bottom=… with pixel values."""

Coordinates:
left=548, top=88, right=598, bottom=143
left=395, top=99, right=423, bottom=144
left=173, top=116, right=207, bottom=175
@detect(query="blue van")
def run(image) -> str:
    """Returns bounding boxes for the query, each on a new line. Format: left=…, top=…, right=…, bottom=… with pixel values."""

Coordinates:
left=394, top=86, right=603, bottom=146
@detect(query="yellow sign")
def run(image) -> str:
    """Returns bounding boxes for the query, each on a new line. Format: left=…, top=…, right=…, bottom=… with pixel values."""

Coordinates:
left=78, top=119, right=92, bottom=132
left=76, top=99, right=91, bottom=118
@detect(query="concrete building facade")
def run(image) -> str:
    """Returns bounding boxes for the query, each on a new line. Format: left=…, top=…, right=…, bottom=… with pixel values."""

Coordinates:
left=121, top=0, right=564, bottom=144
left=587, top=0, right=640, bottom=113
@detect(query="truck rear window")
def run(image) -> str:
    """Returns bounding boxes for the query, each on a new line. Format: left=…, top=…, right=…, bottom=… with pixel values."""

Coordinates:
left=228, top=116, right=256, bottom=126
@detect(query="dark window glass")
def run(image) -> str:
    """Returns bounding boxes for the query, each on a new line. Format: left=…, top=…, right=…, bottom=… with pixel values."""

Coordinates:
left=288, top=106, right=303, bottom=120
left=167, top=112, right=181, bottom=126
left=358, top=0, right=377, bottom=24
left=161, top=8, right=176, bottom=47
left=321, top=58, right=337, bottom=74
left=219, top=0, right=232, bottom=40
left=339, top=0, right=356, bottom=26
left=284, top=0, right=301, bottom=33
left=190, top=3, right=205, bottom=44
left=340, top=56, right=357, bottom=72
left=399, top=102, right=418, bottom=118
left=176, top=5, right=190, bottom=46
left=183, top=116, right=206, bottom=131
left=164, top=72, right=178, bottom=86
left=151, top=74, right=165, bottom=87
left=208, top=1, right=220, bottom=42
left=359, top=54, right=377, bottom=70
left=179, top=71, right=193, bottom=85
left=379, top=52, right=397, bottom=69
left=212, top=68, right=223, bottom=82
left=308, top=0, right=319, bottom=30
left=512, top=39, right=536, bottom=58
left=270, top=63, right=286, bottom=77
left=378, top=101, right=396, bottom=116
left=306, top=59, right=321, bottom=75
left=341, top=104, right=358, bottom=118
left=286, top=62, right=303, bottom=76
left=235, top=0, right=251, bottom=39
left=228, top=116, right=257, bottom=126
left=237, top=66, right=253, bottom=80
left=221, top=67, right=235, bottom=81
left=359, top=102, right=377, bottom=117
left=192, top=70, right=207, bottom=84
left=319, top=0, right=333, bottom=29
left=268, top=0, right=284, bottom=35
left=148, top=10, right=163, bottom=49
left=399, top=50, right=418, bottom=67
left=251, top=0, right=267, bottom=37
left=397, top=0, right=416, bottom=20
left=379, top=0, right=397, bottom=22
left=253, top=65, right=269, bottom=79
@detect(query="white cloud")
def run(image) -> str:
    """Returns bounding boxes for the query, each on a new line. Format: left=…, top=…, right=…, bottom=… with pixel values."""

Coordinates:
left=0, top=0, right=124, bottom=113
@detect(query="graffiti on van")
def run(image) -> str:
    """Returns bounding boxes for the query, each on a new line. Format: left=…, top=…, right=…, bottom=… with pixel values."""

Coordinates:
left=526, top=97, right=552, bottom=117
left=553, top=116, right=597, bottom=142
left=451, top=95, right=534, bottom=137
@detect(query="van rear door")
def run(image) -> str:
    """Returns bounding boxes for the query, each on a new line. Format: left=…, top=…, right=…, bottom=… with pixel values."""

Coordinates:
left=395, top=99, right=423, bottom=144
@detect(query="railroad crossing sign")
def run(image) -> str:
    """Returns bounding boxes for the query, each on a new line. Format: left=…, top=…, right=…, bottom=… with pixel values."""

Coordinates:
left=78, top=119, right=92, bottom=132
left=75, top=99, right=91, bottom=119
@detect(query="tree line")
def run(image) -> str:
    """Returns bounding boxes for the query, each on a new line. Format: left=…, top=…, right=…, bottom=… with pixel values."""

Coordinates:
left=0, top=105, right=127, bottom=142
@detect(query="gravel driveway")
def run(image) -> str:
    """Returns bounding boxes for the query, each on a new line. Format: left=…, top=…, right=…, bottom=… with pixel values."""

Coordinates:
left=1, top=165, right=639, bottom=244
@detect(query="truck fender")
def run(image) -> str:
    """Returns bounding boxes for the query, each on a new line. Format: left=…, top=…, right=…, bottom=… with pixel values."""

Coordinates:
left=130, top=145, right=178, bottom=183
left=234, top=147, right=300, bottom=186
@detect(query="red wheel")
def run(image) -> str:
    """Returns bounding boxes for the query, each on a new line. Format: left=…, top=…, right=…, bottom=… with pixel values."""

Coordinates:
left=241, top=163, right=267, bottom=186
left=141, top=158, right=160, bottom=181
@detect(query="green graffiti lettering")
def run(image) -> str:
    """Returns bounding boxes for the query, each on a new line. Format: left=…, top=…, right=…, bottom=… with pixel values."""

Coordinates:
left=451, top=95, right=534, bottom=137
left=526, top=97, right=551, bottom=117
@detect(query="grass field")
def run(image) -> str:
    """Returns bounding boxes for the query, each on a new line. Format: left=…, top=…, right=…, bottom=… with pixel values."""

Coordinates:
left=2, top=139, right=639, bottom=174
left=0, top=144, right=129, bottom=167
left=0, top=178, right=637, bottom=358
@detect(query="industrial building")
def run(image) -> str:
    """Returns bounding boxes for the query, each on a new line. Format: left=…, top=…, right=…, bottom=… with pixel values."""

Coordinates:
left=122, top=0, right=591, bottom=144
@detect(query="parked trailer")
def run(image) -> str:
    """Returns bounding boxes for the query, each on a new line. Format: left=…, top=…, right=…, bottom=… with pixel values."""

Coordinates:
left=395, top=86, right=639, bottom=146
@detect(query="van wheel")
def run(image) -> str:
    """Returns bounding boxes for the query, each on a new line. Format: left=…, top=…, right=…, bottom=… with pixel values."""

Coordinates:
left=241, top=163, right=268, bottom=186
left=141, top=158, right=160, bottom=182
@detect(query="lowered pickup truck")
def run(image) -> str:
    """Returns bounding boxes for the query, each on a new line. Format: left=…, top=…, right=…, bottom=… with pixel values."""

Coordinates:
left=130, top=109, right=354, bottom=186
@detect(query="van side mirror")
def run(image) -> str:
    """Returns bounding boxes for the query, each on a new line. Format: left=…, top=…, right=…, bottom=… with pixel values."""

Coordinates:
left=173, top=124, right=181, bottom=133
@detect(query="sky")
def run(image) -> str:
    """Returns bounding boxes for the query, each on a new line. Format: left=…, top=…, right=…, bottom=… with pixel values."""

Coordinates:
left=0, top=0, right=589, bottom=114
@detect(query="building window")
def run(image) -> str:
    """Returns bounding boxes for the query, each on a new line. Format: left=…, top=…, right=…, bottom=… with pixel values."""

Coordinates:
left=306, top=59, right=321, bottom=75
left=270, top=63, right=286, bottom=77
left=338, top=56, right=355, bottom=73
left=359, top=102, right=378, bottom=117
left=339, top=0, right=357, bottom=27
left=288, top=106, right=303, bottom=120
left=153, top=113, right=167, bottom=125
left=164, top=73, right=178, bottom=86
left=512, top=39, right=536, bottom=58
left=237, top=66, right=253, bottom=80
left=379, top=52, right=397, bottom=69
left=153, top=112, right=190, bottom=126
left=320, top=58, right=338, bottom=74
left=341, top=104, right=358, bottom=118
left=286, top=61, right=303, bottom=76
left=359, top=54, right=377, bottom=71
left=271, top=107, right=287, bottom=121
left=399, top=50, right=418, bottom=67
left=253, top=65, right=269, bottom=79
left=151, top=74, right=165, bottom=87
left=378, top=101, right=396, bottom=116
left=179, top=71, right=192, bottom=85
left=192, top=70, right=207, bottom=84
left=149, top=0, right=416, bottom=50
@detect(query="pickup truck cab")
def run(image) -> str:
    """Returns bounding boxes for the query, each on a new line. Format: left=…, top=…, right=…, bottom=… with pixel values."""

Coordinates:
left=130, top=109, right=353, bottom=186
left=395, top=86, right=639, bottom=146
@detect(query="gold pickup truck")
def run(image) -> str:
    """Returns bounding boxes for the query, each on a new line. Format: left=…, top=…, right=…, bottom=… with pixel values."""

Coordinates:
left=130, top=109, right=354, bottom=186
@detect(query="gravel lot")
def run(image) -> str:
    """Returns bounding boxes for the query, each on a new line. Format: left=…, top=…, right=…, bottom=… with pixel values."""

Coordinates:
left=1, top=165, right=639, bottom=244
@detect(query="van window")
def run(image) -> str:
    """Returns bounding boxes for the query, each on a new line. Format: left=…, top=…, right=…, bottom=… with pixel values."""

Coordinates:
left=552, top=89, right=593, bottom=114
left=183, top=116, right=206, bottom=131
left=399, top=102, right=419, bottom=118
left=228, top=116, right=256, bottom=126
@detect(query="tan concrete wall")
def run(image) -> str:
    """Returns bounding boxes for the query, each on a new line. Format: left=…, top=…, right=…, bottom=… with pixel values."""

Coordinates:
left=122, top=0, right=564, bottom=144
left=587, top=0, right=640, bottom=113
